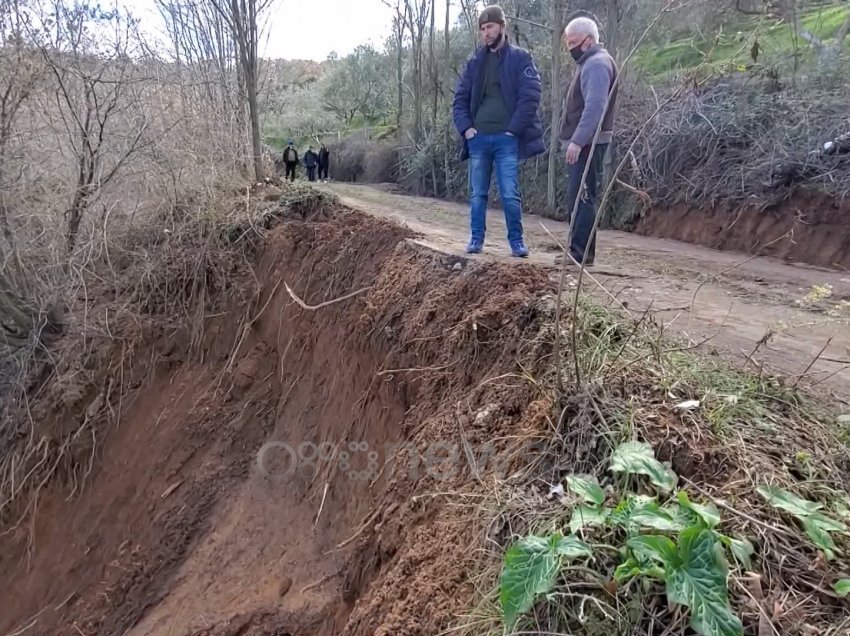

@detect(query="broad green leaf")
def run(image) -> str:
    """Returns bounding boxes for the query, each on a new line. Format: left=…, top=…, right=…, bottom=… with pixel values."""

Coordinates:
left=552, top=534, right=593, bottom=559
left=614, top=557, right=643, bottom=584
left=500, top=534, right=592, bottom=628
left=569, top=505, right=608, bottom=534
left=802, top=515, right=839, bottom=560
left=666, top=527, right=743, bottom=636
left=611, top=441, right=678, bottom=492
left=833, top=579, right=850, bottom=597
left=628, top=535, right=677, bottom=564
left=609, top=494, right=654, bottom=530
left=614, top=556, right=663, bottom=584
left=727, top=537, right=754, bottom=571
left=678, top=491, right=722, bottom=529
left=806, top=512, right=846, bottom=533
left=500, top=536, right=559, bottom=628
left=757, top=485, right=822, bottom=517
left=630, top=500, right=690, bottom=532
left=832, top=500, right=850, bottom=523
left=566, top=475, right=606, bottom=506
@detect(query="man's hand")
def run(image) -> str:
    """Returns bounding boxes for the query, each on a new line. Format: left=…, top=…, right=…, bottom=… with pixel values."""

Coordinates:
left=566, top=142, right=582, bottom=165
left=464, top=127, right=478, bottom=140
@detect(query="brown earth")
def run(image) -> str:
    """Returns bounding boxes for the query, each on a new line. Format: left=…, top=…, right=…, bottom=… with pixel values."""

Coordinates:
left=322, top=183, right=850, bottom=397
left=634, top=190, right=850, bottom=271
left=2, top=183, right=849, bottom=636
left=0, top=197, right=553, bottom=636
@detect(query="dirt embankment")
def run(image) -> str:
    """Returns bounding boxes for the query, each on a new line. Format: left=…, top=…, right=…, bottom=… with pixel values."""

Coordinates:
left=634, top=190, right=850, bottom=270
left=0, top=194, right=552, bottom=636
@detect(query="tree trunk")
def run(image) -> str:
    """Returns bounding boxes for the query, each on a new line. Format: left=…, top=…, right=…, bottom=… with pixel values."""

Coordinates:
left=0, top=166, right=15, bottom=250
left=66, top=183, right=92, bottom=254
left=229, top=0, right=263, bottom=181
left=834, top=12, right=850, bottom=51
left=602, top=0, right=627, bottom=203
left=444, top=0, right=451, bottom=196
left=395, top=17, right=404, bottom=131
left=546, top=0, right=565, bottom=215
left=414, top=36, right=423, bottom=143
left=246, top=68, right=263, bottom=181
left=430, top=0, right=437, bottom=135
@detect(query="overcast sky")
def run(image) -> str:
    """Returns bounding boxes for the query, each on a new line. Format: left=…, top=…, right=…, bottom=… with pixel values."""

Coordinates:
left=123, top=0, right=467, bottom=61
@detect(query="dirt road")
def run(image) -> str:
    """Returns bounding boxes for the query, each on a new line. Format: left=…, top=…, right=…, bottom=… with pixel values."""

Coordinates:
left=323, top=183, right=850, bottom=397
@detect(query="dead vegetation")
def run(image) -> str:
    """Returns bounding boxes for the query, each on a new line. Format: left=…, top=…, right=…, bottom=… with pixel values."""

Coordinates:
left=0, top=181, right=325, bottom=531
left=622, top=72, right=850, bottom=207
left=452, top=293, right=850, bottom=636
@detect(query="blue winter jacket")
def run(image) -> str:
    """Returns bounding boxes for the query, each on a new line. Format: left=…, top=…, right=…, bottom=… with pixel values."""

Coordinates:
left=452, top=42, right=545, bottom=162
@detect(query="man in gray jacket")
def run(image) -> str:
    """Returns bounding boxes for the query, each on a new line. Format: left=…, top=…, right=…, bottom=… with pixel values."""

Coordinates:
left=559, top=17, right=618, bottom=266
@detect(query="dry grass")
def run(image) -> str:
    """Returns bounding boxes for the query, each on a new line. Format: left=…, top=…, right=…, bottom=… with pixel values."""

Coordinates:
left=0, top=179, right=335, bottom=532
left=452, top=295, right=850, bottom=636
left=621, top=70, right=850, bottom=205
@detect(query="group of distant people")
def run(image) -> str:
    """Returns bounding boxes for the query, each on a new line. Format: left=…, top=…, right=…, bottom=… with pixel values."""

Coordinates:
left=280, top=140, right=330, bottom=183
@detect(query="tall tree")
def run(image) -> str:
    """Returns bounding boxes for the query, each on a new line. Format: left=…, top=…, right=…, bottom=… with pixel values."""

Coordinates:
left=405, top=0, right=431, bottom=143
left=34, top=1, right=149, bottom=254
left=547, top=0, right=567, bottom=214
left=0, top=0, right=40, bottom=255
left=209, top=0, right=275, bottom=181
left=383, top=0, right=408, bottom=131
left=321, top=45, right=392, bottom=126
left=0, top=0, right=36, bottom=347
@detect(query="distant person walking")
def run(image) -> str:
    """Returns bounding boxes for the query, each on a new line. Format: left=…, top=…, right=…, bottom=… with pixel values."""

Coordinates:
left=304, top=145, right=319, bottom=182
left=452, top=4, right=544, bottom=258
left=282, top=139, right=299, bottom=182
left=318, top=143, right=330, bottom=181
left=559, top=17, right=619, bottom=266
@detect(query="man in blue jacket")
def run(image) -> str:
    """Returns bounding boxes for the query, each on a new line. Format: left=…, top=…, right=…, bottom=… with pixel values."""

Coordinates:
left=452, top=4, right=545, bottom=257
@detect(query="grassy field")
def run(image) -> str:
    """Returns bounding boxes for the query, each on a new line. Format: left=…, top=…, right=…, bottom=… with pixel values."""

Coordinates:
left=636, top=3, right=850, bottom=75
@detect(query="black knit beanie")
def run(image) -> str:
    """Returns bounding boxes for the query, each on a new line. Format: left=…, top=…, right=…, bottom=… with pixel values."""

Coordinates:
left=478, top=4, right=506, bottom=27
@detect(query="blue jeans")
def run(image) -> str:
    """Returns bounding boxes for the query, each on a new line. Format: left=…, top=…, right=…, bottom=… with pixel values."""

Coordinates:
left=567, top=143, right=608, bottom=264
left=468, top=132, right=524, bottom=245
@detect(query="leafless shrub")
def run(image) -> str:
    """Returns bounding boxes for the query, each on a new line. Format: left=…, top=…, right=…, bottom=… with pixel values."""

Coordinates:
left=621, top=69, right=850, bottom=205
left=331, top=134, right=401, bottom=184
left=0, top=0, right=273, bottom=459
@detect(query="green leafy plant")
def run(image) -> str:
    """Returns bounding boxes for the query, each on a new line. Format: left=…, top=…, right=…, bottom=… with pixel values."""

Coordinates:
left=566, top=474, right=606, bottom=506
left=834, top=579, right=850, bottom=597
left=623, top=528, right=742, bottom=636
left=610, top=440, right=678, bottom=492
left=566, top=475, right=608, bottom=533
left=499, top=534, right=592, bottom=629
left=757, top=485, right=848, bottom=560
left=720, top=535, right=755, bottom=571
left=500, top=441, right=746, bottom=636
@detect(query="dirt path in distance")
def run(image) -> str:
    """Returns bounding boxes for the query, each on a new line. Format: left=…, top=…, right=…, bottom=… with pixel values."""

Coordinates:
left=323, top=183, right=850, bottom=397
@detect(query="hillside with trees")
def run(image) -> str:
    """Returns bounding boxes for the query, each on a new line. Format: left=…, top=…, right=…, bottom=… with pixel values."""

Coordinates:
left=261, top=0, right=850, bottom=225
left=1, top=2, right=850, bottom=636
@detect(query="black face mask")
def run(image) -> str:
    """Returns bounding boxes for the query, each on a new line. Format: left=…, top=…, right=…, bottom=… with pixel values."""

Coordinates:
left=569, top=36, right=589, bottom=62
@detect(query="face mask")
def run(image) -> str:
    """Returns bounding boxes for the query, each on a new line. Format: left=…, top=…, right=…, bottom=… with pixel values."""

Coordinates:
left=569, top=36, right=589, bottom=62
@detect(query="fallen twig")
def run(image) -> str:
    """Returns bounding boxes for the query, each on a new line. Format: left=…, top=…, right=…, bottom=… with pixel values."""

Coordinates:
left=314, top=482, right=329, bottom=528
left=284, top=282, right=371, bottom=311
left=792, top=337, right=833, bottom=388
left=376, top=364, right=450, bottom=377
